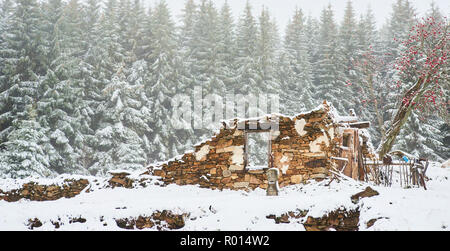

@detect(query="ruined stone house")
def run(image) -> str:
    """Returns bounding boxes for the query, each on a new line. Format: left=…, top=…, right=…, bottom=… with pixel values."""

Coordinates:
left=150, top=101, right=373, bottom=190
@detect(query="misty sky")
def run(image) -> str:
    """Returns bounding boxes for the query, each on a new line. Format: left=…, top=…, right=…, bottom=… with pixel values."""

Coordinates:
left=145, top=0, right=449, bottom=31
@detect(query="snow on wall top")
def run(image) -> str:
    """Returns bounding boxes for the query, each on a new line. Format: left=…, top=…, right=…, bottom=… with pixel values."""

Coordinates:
left=148, top=101, right=360, bottom=169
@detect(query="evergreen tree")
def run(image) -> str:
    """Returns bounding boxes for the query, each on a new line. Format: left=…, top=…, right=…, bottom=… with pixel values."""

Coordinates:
left=353, top=6, right=387, bottom=145
left=90, top=68, right=150, bottom=175
left=217, top=0, right=237, bottom=91
left=138, top=5, right=153, bottom=62
left=357, top=6, right=378, bottom=52
left=339, top=1, right=358, bottom=79
left=384, top=0, right=417, bottom=63
left=117, top=0, right=137, bottom=65
left=75, top=0, right=104, bottom=170
left=394, top=113, right=446, bottom=161
left=41, top=0, right=64, bottom=66
left=128, top=0, right=147, bottom=61
left=37, top=0, right=89, bottom=174
left=235, top=1, right=259, bottom=96
left=440, top=123, right=450, bottom=160
left=339, top=1, right=359, bottom=111
left=0, top=114, right=55, bottom=179
left=377, top=0, right=417, bottom=124
left=256, top=7, right=279, bottom=95
left=99, top=0, right=125, bottom=76
left=304, top=14, right=320, bottom=66
left=190, top=0, right=223, bottom=94
left=81, top=0, right=100, bottom=47
left=0, top=0, right=13, bottom=36
left=0, top=0, right=14, bottom=91
left=175, top=0, right=199, bottom=151
left=179, top=0, right=197, bottom=61
left=184, top=0, right=227, bottom=138
left=85, top=0, right=125, bottom=139
left=0, top=0, right=57, bottom=178
left=314, top=5, right=347, bottom=113
left=0, top=0, right=48, bottom=142
left=146, top=0, right=182, bottom=161
left=278, top=8, right=314, bottom=114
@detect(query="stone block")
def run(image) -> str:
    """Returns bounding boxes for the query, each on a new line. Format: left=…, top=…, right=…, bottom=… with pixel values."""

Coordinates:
left=233, top=182, right=249, bottom=188
left=290, top=175, right=303, bottom=184
left=249, top=176, right=262, bottom=185
left=222, top=170, right=232, bottom=177
left=221, top=177, right=231, bottom=184
left=229, top=165, right=244, bottom=171
left=311, top=174, right=327, bottom=179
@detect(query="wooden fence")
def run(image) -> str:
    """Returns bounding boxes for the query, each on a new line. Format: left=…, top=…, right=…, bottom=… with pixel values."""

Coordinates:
left=364, top=159, right=429, bottom=190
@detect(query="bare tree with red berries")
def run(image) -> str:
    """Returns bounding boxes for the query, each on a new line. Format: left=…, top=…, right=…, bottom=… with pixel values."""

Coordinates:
left=378, top=16, right=449, bottom=158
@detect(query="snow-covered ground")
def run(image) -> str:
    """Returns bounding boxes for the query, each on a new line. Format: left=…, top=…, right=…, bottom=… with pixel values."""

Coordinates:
left=0, top=163, right=449, bottom=231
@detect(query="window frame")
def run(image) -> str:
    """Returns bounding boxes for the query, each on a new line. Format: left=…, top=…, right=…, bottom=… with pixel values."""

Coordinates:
left=244, top=129, right=272, bottom=171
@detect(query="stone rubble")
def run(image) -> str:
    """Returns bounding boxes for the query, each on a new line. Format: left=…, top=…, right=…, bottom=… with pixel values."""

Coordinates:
left=115, top=210, right=187, bottom=230
left=266, top=208, right=360, bottom=231
left=303, top=209, right=360, bottom=231
left=351, top=186, right=379, bottom=204
left=108, top=172, right=134, bottom=188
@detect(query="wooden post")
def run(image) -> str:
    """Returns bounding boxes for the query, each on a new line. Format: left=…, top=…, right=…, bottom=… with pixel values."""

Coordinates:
left=267, top=156, right=279, bottom=196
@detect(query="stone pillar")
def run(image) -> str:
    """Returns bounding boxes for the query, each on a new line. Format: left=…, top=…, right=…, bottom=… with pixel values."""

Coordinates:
left=266, top=168, right=279, bottom=196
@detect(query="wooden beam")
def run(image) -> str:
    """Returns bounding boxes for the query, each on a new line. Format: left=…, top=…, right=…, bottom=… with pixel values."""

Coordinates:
left=348, top=121, right=370, bottom=129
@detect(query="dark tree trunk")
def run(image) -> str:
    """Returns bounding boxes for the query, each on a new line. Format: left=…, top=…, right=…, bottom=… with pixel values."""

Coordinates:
left=377, top=75, right=430, bottom=159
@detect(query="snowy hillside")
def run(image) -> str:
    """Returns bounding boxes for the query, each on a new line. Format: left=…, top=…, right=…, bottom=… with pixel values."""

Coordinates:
left=1, top=162, right=449, bottom=231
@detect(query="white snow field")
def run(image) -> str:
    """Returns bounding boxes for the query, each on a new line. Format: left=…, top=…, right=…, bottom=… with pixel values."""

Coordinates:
left=0, top=163, right=449, bottom=231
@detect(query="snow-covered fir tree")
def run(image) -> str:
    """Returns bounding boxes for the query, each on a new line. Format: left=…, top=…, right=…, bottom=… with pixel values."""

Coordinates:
left=0, top=0, right=48, bottom=142
left=0, top=0, right=14, bottom=91
left=84, top=0, right=126, bottom=150
left=304, top=14, right=320, bottom=67
left=127, top=0, right=147, bottom=62
left=35, top=0, right=91, bottom=175
left=256, top=7, right=279, bottom=95
left=90, top=68, right=149, bottom=175
left=179, top=0, right=196, bottom=59
left=190, top=0, right=223, bottom=94
left=145, top=0, right=182, bottom=161
left=235, top=1, right=259, bottom=96
left=278, top=8, right=314, bottom=115
left=378, top=0, right=417, bottom=127
left=394, top=112, right=446, bottom=161
left=352, top=6, right=388, bottom=146
left=217, top=0, right=237, bottom=92
left=383, top=0, right=417, bottom=63
left=313, top=5, right=347, bottom=113
left=0, top=113, right=55, bottom=179
left=339, top=0, right=359, bottom=111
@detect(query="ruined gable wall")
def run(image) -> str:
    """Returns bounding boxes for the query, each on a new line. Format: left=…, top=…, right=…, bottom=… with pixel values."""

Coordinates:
left=272, top=108, right=341, bottom=187
left=151, top=106, right=342, bottom=191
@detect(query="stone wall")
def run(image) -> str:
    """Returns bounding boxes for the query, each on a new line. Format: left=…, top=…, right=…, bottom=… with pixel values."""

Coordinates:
left=115, top=210, right=187, bottom=230
left=25, top=210, right=187, bottom=230
left=266, top=208, right=360, bottom=231
left=150, top=103, right=344, bottom=190
left=303, top=209, right=360, bottom=231
left=0, top=179, right=89, bottom=202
